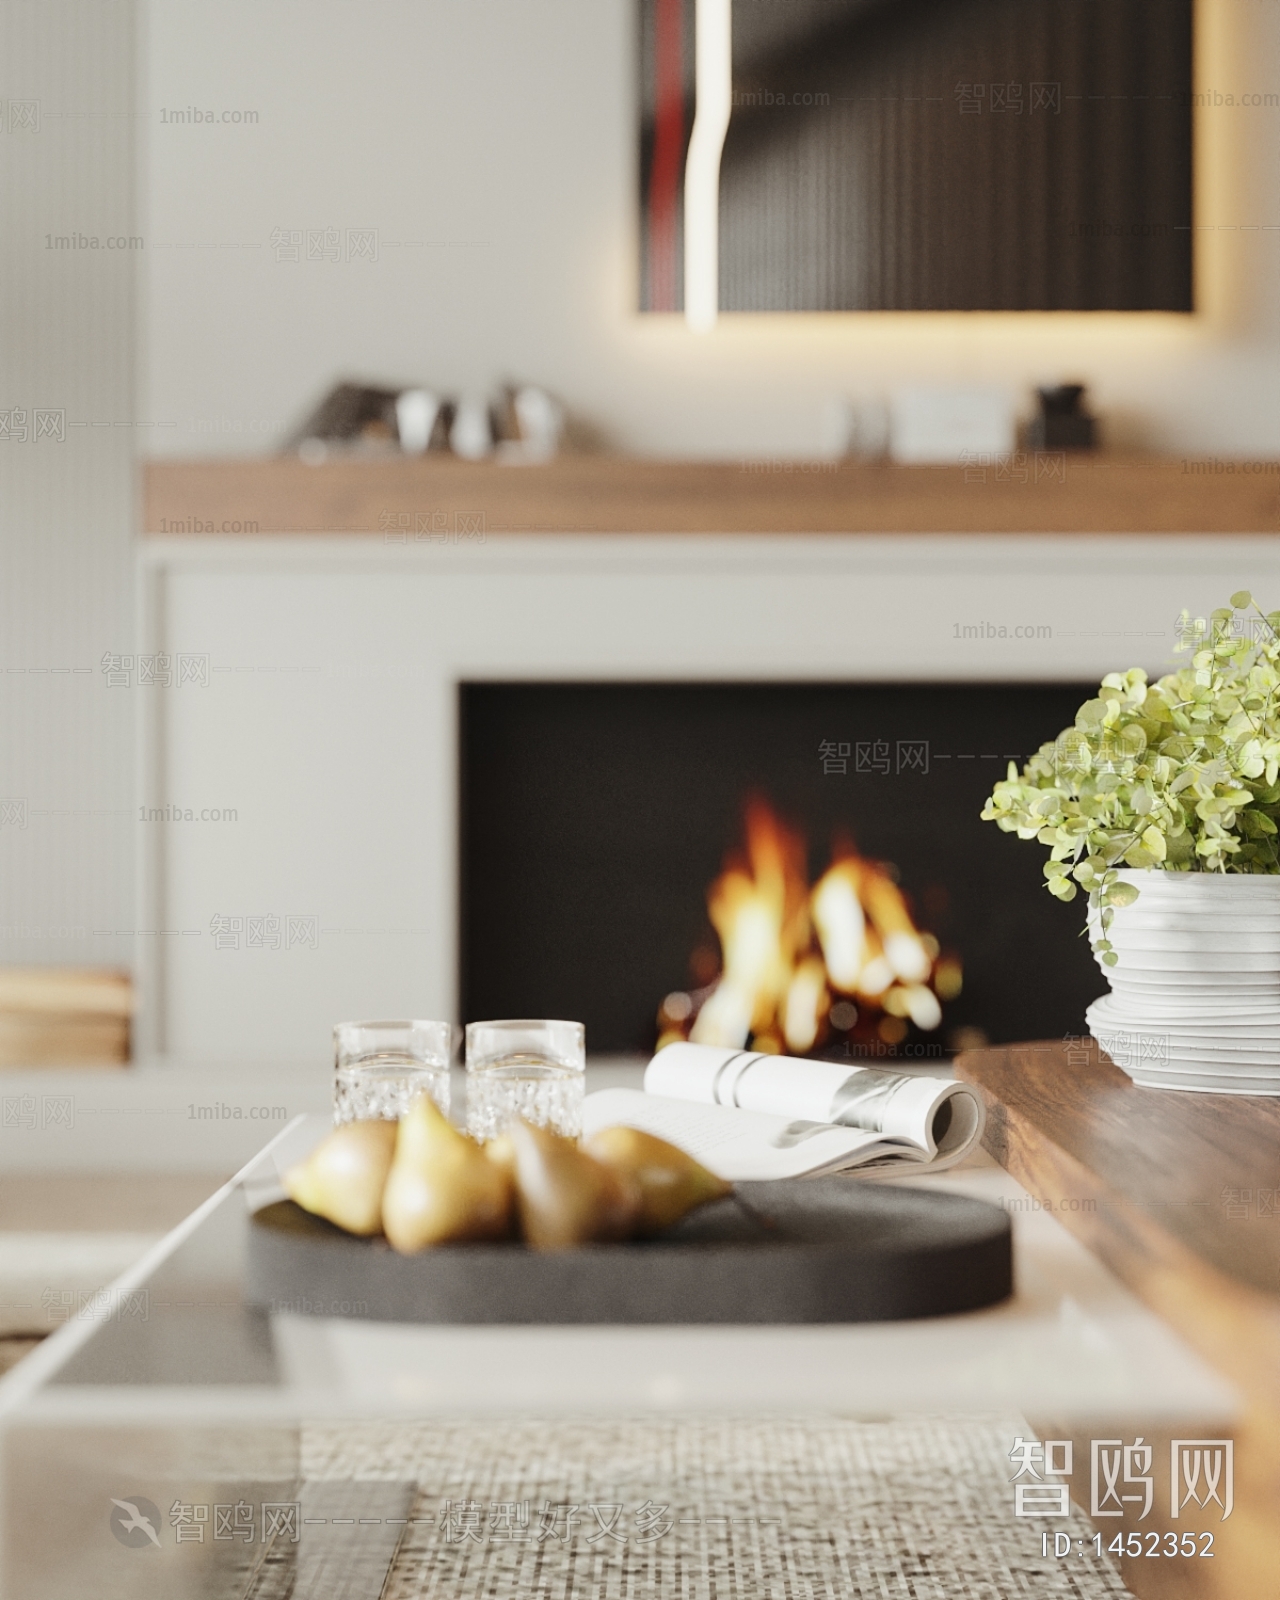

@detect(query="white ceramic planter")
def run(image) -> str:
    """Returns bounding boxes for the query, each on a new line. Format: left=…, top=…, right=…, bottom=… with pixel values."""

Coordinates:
left=1084, top=869, right=1280, bottom=1093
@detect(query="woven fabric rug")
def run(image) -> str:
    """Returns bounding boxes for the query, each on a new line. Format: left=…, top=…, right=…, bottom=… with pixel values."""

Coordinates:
left=303, top=1414, right=1133, bottom=1599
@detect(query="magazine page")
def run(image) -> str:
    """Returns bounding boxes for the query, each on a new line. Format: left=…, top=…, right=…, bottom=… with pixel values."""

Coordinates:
left=644, top=1043, right=984, bottom=1163
left=581, top=1088, right=925, bottom=1182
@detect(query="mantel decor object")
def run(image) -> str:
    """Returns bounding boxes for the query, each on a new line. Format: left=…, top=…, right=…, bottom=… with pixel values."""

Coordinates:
left=1027, top=385, right=1098, bottom=453
left=982, top=592, right=1280, bottom=1093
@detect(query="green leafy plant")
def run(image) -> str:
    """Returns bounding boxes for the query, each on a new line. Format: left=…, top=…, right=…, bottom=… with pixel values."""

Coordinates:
left=981, top=592, right=1280, bottom=965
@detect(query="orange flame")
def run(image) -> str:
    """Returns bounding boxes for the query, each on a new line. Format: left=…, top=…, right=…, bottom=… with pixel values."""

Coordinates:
left=658, top=799, right=957, bottom=1056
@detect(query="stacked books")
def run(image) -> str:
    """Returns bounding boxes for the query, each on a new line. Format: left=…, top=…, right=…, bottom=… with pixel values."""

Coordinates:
left=0, top=969, right=131, bottom=1067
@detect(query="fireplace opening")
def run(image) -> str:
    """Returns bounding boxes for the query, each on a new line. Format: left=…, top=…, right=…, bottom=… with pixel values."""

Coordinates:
left=460, top=682, right=1102, bottom=1057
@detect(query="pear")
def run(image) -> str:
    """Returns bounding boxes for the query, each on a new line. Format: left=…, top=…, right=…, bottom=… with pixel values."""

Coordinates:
left=583, top=1125, right=732, bottom=1235
left=484, top=1133, right=516, bottom=1177
left=508, top=1118, right=641, bottom=1249
left=382, top=1094, right=513, bottom=1253
left=283, top=1118, right=397, bottom=1236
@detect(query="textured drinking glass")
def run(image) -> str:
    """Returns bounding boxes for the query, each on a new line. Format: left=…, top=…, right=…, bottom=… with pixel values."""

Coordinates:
left=333, top=1020, right=451, bottom=1124
left=465, top=1018, right=586, bottom=1140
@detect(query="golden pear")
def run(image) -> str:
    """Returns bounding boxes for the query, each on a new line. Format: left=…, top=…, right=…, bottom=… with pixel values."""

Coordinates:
left=382, top=1094, right=512, bottom=1253
left=583, top=1125, right=732, bottom=1234
left=283, top=1118, right=397, bottom=1236
left=484, top=1133, right=516, bottom=1177
left=508, top=1118, right=641, bottom=1249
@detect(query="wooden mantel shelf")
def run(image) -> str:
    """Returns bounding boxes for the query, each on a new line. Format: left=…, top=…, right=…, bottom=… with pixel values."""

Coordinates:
left=142, top=455, right=1280, bottom=537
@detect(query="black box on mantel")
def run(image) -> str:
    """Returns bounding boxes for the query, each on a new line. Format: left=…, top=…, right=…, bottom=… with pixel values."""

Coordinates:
left=1027, top=385, right=1098, bottom=452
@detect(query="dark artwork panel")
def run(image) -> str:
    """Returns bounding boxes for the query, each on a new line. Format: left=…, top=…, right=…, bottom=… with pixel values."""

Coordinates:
left=639, top=0, right=1193, bottom=311
left=459, top=683, right=1104, bottom=1055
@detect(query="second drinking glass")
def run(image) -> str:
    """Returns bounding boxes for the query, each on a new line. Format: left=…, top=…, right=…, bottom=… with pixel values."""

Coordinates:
left=464, top=1019, right=585, bottom=1141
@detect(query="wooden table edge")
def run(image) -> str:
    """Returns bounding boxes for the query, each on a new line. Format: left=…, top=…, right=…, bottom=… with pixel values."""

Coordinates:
left=954, top=1050, right=1280, bottom=1414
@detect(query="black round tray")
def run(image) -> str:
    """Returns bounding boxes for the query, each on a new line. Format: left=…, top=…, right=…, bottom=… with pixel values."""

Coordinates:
left=247, top=1179, right=1012, bottom=1325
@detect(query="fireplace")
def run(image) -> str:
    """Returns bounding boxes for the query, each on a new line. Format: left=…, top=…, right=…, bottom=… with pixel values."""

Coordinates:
left=460, top=681, right=1102, bottom=1058
left=138, top=526, right=1259, bottom=1067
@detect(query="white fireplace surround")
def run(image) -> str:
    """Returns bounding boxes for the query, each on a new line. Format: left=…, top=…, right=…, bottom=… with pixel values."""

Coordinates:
left=136, top=532, right=1280, bottom=1065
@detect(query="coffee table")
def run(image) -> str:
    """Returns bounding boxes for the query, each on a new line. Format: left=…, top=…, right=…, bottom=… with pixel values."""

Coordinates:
left=0, top=1108, right=1235, bottom=1599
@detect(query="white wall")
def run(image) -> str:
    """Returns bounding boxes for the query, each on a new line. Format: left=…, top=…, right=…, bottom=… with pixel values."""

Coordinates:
left=3, top=0, right=1277, bottom=987
left=143, top=0, right=1280, bottom=460
left=0, top=0, right=137, bottom=971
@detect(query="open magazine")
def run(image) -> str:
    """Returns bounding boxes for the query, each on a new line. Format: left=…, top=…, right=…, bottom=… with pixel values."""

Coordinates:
left=581, top=1042, right=985, bottom=1182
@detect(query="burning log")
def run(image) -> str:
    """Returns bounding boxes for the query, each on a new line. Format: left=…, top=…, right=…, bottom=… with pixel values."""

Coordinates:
left=659, top=799, right=957, bottom=1058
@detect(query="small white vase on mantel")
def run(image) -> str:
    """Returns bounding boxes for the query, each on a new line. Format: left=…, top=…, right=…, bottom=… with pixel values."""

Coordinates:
left=1084, top=869, right=1280, bottom=1093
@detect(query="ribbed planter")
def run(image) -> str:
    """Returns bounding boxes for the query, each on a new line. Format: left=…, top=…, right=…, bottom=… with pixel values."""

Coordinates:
left=1085, top=869, right=1280, bottom=1094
